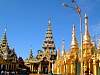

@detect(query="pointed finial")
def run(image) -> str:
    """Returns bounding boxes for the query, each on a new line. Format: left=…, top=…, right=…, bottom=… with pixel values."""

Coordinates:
left=0, top=25, right=8, bottom=48
left=72, top=24, right=75, bottom=35
left=83, top=13, right=91, bottom=44
left=72, top=24, right=76, bottom=38
left=5, top=28, right=7, bottom=33
left=48, top=17, right=51, bottom=24
left=2, top=24, right=7, bottom=41
left=62, top=40, right=65, bottom=49
left=85, top=13, right=88, bottom=24
left=29, top=48, right=33, bottom=59
left=4, top=24, right=7, bottom=33
left=85, top=13, right=87, bottom=17
left=57, top=48, right=60, bottom=60
left=71, top=24, right=78, bottom=50
left=62, top=39, right=65, bottom=56
left=47, top=17, right=52, bottom=31
left=3, top=25, right=7, bottom=40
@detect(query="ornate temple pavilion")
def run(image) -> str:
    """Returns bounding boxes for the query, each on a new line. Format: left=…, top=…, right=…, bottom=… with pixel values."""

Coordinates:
left=0, top=30, right=18, bottom=73
left=25, top=19, right=57, bottom=74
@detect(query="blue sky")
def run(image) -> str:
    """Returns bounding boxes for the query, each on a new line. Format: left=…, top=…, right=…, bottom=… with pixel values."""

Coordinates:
left=0, top=0, right=100, bottom=59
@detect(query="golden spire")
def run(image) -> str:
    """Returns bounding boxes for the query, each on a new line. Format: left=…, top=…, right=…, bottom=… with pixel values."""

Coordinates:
left=83, top=13, right=91, bottom=45
left=42, top=18, right=55, bottom=52
left=29, top=48, right=33, bottom=59
left=70, top=24, right=78, bottom=50
left=1, top=27, right=8, bottom=48
left=48, top=18, right=52, bottom=31
left=57, top=48, right=60, bottom=60
left=62, top=40, right=65, bottom=56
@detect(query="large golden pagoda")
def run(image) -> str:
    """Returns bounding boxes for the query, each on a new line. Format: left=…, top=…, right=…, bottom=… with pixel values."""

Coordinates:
left=53, top=14, right=100, bottom=75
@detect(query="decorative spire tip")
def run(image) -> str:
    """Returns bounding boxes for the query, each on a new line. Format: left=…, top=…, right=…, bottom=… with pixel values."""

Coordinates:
left=48, top=17, right=51, bottom=24
left=4, top=24, right=7, bottom=33
left=73, top=24, right=75, bottom=31
left=85, top=13, right=87, bottom=17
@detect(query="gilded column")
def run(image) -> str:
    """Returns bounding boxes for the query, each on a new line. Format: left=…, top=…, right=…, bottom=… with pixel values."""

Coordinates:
left=89, top=59, right=91, bottom=75
left=52, top=60, right=54, bottom=73
left=83, top=62, right=86, bottom=74
left=93, top=58, right=97, bottom=75
left=31, top=64, right=32, bottom=72
left=64, top=62, right=66, bottom=74
left=39, top=62, right=41, bottom=72
left=59, top=64, right=60, bottom=74
left=30, top=64, right=31, bottom=71
left=32, top=64, right=33, bottom=72
left=71, top=61, right=73, bottom=75
left=57, top=64, right=59, bottom=74
left=66, top=64, right=68, bottom=75
left=38, top=65, right=39, bottom=74
left=58, top=63, right=61, bottom=74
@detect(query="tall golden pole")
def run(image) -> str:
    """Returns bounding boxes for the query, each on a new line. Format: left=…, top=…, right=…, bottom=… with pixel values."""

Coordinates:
left=79, top=14, right=83, bottom=75
left=63, top=0, right=83, bottom=74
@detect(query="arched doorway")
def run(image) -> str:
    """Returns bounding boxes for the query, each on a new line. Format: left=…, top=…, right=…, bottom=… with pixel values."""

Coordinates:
left=41, top=57, right=49, bottom=74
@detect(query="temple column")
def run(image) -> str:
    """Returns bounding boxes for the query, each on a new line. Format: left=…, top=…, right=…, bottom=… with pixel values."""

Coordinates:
left=31, top=64, right=33, bottom=72
left=64, top=63, right=66, bottom=74
left=12, top=64, right=13, bottom=70
left=7, top=64, right=9, bottom=71
left=58, top=63, right=61, bottom=74
left=57, top=64, right=59, bottom=74
left=83, top=61, right=87, bottom=74
left=89, top=59, right=91, bottom=75
left=29, top=65, right=31, bottom=71
left=66, top=64, right=68, bottom=75
left=5, top=64, right=7, bottom=71
left=33, top=64, right=34, bottom=72
left=1, top=64, right=3, bottom=69
left=31, top=64, right=32, bottom=72
left=12, top=64, right=14, bottom=71
left=39, top=63, right=41, bottom=72
left=48, top=61, right=50, bottom=73
left=11, top=64, right=12, bottom=71
left=71, top=62, right=73, bottom=75
left=0, top=64, right=1, bottom=70
left=83, top=63, right=85, bottom=74
left=93, top=59, right=97, bottom=75
left=38, top=65, right=39, bottom=74
left=52, top=60, right=54, bottom=73
left=73, top=62, right=76, bottom=75
left=14, top=64, right=15, bottom=71
left=59, top=64, right=61, bottom=74
left=32, top=64, right=33, bottom=72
